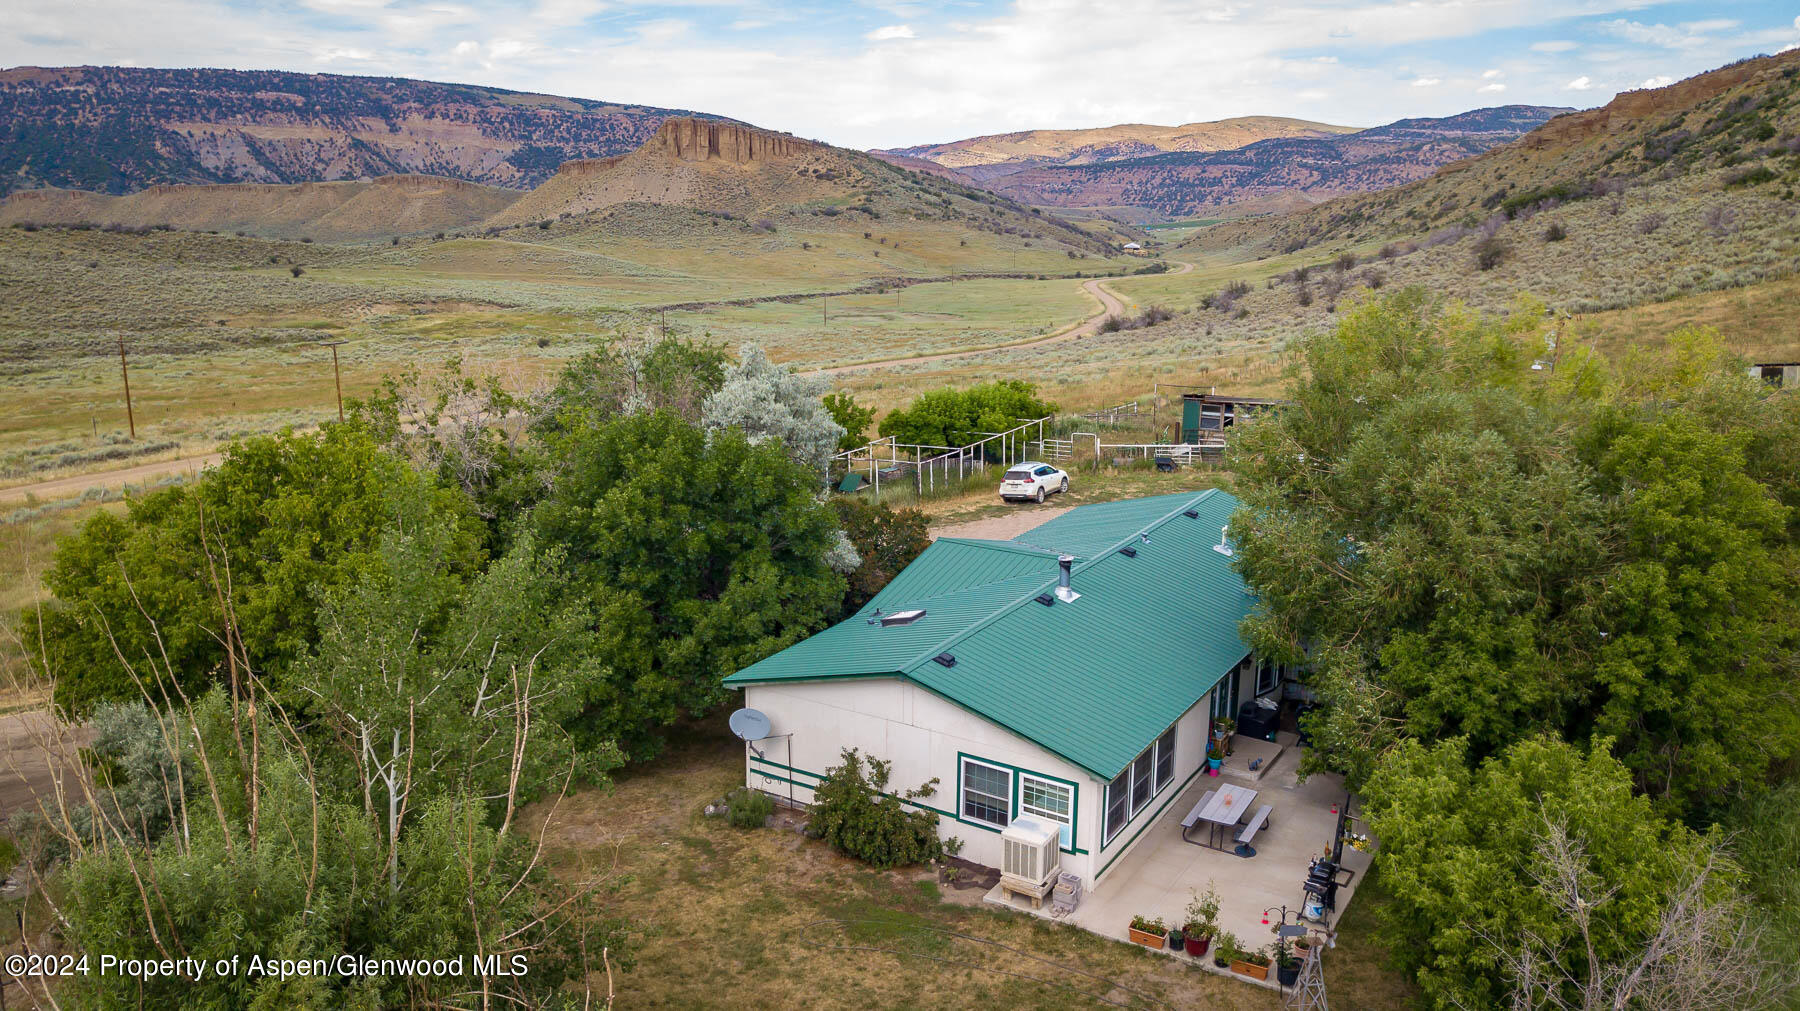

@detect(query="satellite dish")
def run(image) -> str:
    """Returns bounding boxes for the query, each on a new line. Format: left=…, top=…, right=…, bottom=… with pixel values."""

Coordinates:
left=729, top=708, right=772, bottom=742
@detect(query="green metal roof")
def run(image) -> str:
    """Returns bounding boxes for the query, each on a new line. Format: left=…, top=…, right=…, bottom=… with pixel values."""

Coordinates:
left=724, top=489, right=1252, bottom=779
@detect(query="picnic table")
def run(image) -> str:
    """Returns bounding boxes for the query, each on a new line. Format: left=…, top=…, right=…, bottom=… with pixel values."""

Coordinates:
left=1179, top=783, right=1272, bottom=857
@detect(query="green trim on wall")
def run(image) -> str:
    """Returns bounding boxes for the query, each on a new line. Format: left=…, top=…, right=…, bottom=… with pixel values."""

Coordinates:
left=955, top=750, right=1081, bottom=855
left=1094, top=762, right=1205, bottom=880
left=748, top=752, right=1090, bottom=856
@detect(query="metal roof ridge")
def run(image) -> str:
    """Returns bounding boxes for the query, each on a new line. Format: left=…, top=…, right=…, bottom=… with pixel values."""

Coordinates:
left=1067, top=487, right=1222, bottom=578
left=931, top=537, right=1070, bottom=557
left=897, top=489, right=1223, bottom=676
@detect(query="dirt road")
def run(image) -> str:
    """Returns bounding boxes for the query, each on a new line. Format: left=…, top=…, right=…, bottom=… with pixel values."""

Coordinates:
left=815, top=259, right=1192, bottom=376
left=0, top=453, right=220, bottom=505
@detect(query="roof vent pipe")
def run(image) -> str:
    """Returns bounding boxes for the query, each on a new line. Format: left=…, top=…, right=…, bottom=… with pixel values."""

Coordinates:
left=1055, top=555, right=1080, bottom=603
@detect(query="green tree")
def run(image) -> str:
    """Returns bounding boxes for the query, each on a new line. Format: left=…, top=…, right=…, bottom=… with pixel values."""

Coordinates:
left=1228, top=291, right=1799, bottom=815
left=54, top=690, right=621, bottom=1011
left=877, top=380, right=1056, bottom=448
left=1581, top=408, right=1798, bottom=813
left=1360, top=736, right=1732, bottom=1010
left=823, top=390, right=876, bottom=452
left=832, top=498, right=930, bottom=614
left=532, top=411, right=845, bottom=757
left=534, top=334, right=728, bottom=435
left=31, top=425, right=481, bottom=714
left=284, top=522, right=620, bottom=852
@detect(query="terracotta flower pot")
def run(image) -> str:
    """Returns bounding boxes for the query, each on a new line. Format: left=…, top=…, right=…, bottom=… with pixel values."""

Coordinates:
left=1127, top=926, right=1166, bottom=949
left=1231, top=959, right=1270, bottom=981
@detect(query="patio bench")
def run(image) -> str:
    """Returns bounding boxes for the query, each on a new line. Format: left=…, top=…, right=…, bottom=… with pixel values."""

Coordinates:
left=1234, top=805, right=1273, bottom=846
left=1179, top=791, right=1217, bottom=843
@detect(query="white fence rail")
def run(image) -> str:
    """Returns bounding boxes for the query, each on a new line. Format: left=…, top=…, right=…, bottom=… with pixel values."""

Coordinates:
left=1031, top=433, right=1226, bottom=468
left=833, top=416, right=1050, bottom=499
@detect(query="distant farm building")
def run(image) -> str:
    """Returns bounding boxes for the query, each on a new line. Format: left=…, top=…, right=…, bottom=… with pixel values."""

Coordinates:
left=1751, top=362, right=1798, bottom=389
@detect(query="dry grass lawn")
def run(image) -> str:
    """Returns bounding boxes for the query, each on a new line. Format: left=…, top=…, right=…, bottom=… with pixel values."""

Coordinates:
left=531, top=726, right=1420, bottom=1009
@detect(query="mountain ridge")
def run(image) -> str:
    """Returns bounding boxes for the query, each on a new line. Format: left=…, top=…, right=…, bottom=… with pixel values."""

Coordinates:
left=0, top=65, right=734, bottom=196
left=876, top=116, right=1357, bottom=180
left=976, top=105, right=1573, bottom=217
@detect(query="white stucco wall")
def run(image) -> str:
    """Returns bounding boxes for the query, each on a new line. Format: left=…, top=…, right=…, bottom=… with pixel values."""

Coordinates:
left=737, top=674, right=1247, bottom=892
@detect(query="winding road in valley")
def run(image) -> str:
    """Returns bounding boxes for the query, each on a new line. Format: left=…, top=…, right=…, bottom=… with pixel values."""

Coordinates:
left=0, top=260, right=1194, bottom=505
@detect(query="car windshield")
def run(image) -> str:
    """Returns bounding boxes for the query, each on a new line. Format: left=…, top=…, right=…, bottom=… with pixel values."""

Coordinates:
left=1004, top=469, right=1032, bottom=481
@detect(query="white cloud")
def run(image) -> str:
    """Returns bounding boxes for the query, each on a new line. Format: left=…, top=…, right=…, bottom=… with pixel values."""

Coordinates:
left=1478, top=82, right=1506, bottom=93
left=1531, top=40, right=1578, bottom=53
left=1481, top=68, right=1502, bottom=79
left=865, top=24, right=915, bottom=41
left=1599, top=18, right=1735, bottom=50
left=1411, top=77, right=1439, bottom=87
left=1565, top=76, right=1593, bottom=91
left=1639, top=74, right=1674, bottom=89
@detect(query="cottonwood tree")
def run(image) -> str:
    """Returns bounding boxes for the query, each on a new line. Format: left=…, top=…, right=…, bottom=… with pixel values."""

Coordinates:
left=284, top=521, right=618, bottom=886
left=533, top=410, right=846, bottom=758
left=1489, top=818, right=1797, bottom=1011
left=30, top=424, right=481, bottom=714
left=12, top=551, right=624, bottom=1010
left=533, top=333, right=728, bottom=434
left=1360, top=736, right=1751, bottom=1010
left=1228, top=291, right=1799, bottom=816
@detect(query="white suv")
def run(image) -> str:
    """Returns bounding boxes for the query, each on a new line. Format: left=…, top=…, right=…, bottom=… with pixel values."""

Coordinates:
left=999, top=462, right=1070, bottom=503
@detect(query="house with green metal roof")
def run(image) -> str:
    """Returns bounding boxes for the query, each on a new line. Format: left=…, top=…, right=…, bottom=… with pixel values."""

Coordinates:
left=723, top=488, right=1287, bottom=892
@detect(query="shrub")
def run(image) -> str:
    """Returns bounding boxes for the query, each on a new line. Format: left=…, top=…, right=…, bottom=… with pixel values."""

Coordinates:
left=806, top=748, right=942, bottom=869
left=1544, top=222, right=1568, bottom=242
left=290, top=265, right=305, bottom=277
left=878, top=380, right=1056, bottom=447
left=725, top=788, right=776, bottom=828
left=1637, top=212, right=1666, bottom=234
left=1473, top=235, right=1506, bottom=271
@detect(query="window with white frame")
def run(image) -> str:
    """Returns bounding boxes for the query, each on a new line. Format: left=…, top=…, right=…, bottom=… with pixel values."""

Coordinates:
left=1102, top=725, right=1179, bottom=845
left=1255, top=659, right=1281, bottom=697
left=1019, top=774, right=1073, bottom=848
left=960, top=758, right=1011, bottom=829
left=1211, top=664, right=1241, bottom=721
left=1154, top=728, right=1176, bottom=791
left=1106, top=770, right=1130, bottom=841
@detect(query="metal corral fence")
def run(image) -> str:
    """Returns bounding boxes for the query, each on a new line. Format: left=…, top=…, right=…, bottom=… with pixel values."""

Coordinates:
left=833, top=417, right=1050, bottom=498
left=1034, top=432, right=1227, bottom=467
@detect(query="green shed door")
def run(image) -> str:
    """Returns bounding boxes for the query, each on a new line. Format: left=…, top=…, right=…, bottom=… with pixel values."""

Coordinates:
left=1181, top=397, right=1201, bottom=444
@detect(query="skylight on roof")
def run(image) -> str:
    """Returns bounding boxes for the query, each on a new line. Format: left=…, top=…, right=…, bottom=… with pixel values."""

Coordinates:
left=879, top=608, right=926, bottom=626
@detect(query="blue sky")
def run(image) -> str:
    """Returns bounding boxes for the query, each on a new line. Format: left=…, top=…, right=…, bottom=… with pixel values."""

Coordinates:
left=7, top=1, right=1798, bottom=149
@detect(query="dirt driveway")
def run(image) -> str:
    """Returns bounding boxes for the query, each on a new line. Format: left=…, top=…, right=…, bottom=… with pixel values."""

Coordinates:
left=931, top=504, right=1071, bottom=542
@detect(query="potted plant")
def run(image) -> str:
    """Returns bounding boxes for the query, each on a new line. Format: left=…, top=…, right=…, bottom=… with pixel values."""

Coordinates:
left=1275, top=945, right=1301, bottom=986
left=1206, top=742, right=1225, bottom=775
left=1211, top=931, right=1238, bottom=969
left=1127, top=915, right=1167, bottom=949
left=1231, top=943, right=1272, bottom=981
left=1182, top=884, right=1220, bottom=957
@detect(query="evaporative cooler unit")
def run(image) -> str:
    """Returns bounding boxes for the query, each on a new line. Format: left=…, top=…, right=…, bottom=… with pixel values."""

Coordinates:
left=1000, top=817, right=1062, bottom=907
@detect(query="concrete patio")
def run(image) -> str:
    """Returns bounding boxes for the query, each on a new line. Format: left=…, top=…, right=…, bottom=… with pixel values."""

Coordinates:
left=984, top=733, right=1374, bottom=988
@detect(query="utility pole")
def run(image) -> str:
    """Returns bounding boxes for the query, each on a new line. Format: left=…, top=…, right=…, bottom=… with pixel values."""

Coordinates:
left=661, top=307, right=667, bottom=337
left=116, top=338, right=136, bottom=439
left=320, top=341, right=348, bottom=422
